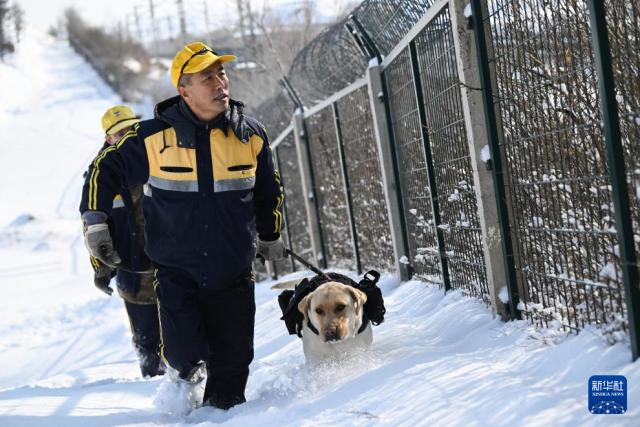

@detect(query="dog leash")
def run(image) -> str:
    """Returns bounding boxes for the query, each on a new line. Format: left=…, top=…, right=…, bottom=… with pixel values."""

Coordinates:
left=100, top=262, right=154, bottom=274
left=122, top=249, right=329, bottom=277
left=98, top=245, right=154, bottom=274
left=115, top=266, right=154, bottom=274
left=285, top=248, right=332, bottom=281
left=107, top=248, right=330, bottom=278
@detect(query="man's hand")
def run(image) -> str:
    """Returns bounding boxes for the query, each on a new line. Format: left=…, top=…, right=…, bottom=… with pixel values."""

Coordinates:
left=256, top=236, right=287, bottom=262
left=93, top=263, right=114, bottom=296
left=84, top=223, right=121, bottom=267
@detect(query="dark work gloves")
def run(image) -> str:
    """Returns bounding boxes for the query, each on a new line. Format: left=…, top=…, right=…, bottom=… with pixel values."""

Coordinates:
left=93, top=262, right=115, bottom=296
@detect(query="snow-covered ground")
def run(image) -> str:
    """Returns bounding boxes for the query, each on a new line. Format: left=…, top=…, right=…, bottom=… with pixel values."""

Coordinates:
left=0, top=28, right=638, bottom=427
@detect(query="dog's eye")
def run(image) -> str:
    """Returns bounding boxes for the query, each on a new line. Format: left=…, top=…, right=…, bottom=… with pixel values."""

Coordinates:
left=315, top=307, right=324, bottom=315
left=335, top=304, right=346, bottom=312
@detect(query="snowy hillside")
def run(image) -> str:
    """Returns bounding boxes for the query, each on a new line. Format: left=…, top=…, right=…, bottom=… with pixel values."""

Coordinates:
left=0, top=28, right=638, bottom=427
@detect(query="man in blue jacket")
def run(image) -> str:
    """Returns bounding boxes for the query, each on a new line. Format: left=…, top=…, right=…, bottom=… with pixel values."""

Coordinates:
left=90, top=105, right=164, bottom=378
left=80, top=42, right=285, bottom=409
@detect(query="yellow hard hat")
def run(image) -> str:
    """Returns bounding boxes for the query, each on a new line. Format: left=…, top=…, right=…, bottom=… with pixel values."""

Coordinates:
left=101, top=105, right=140, bottom=135
left=170, top=41, right=236, bottom=88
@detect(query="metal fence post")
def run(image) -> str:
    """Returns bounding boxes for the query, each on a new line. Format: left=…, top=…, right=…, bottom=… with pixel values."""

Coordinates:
left=587, top=0, right=640, bottom=361
left=449, top=0, right=510, bottom=317
left=408, top=39, right=452, bottom=292
left=332, top=102, right=362, bottom=274
left=292, top=111, right=326, bottom=268
left=469, top=0, right=521, bottom=319
left=366, top=60, right=411, bottom=281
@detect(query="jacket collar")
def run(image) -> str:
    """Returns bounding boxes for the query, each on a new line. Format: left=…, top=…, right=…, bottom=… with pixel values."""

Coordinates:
left=154, top=95, right=228, bottom=148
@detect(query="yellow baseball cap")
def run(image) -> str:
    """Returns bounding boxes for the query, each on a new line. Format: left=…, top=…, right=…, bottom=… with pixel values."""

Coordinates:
left=170, top=41, right=236, bottom=88
left=101, top=105, right=140, bottom=135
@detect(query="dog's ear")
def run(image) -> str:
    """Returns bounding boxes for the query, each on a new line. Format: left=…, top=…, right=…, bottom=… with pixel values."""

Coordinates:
left=349, top=287, right=368, bottom=315
left=298, top=293, right=312, bottom=322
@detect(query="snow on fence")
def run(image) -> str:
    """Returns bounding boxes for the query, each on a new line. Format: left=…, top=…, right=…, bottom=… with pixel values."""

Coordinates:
left=259, top=0, right=640, bottom=359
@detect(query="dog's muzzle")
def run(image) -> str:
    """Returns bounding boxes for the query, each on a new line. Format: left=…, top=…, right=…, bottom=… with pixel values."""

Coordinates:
left=324, top=330, right=339, bottom=342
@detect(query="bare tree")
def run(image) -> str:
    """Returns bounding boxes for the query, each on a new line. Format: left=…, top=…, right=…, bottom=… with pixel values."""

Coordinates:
left=64, top=7, right=152, bottom=102
left=0, top=0, right=13, bottom=60
left=10, top=2, right=23, bottom=45
left=228, top=0, right=326, bottom=112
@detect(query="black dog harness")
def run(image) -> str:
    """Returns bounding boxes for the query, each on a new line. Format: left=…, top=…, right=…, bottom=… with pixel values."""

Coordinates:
left=278, top=270, right=386, bottom=338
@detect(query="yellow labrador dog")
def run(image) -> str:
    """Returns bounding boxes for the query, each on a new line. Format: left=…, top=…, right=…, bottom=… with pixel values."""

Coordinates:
left=297, top=281, right=372, bottom=363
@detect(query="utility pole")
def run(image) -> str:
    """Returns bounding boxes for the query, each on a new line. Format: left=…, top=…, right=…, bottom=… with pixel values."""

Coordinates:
left=124, top=14, right=132, bottom=41
left=133, top=5, right=143, bottom=41
left=176, top=0, right=186, bottom=41
left=303, top=0, right=312, bottom=45
left=165, top=16, right=174, bottom=41
left=245, top=0, right=257, bottom=52
left=0, top=0, right=8, bottom=60
left=203, top=1, right=211, bottom=39
left=116, top=20, right=124, bottom=60
left=236, top=0, right=248, bottom=48
left=11, top=3, right=24, bottom=45
left=149, top=0, right=158, bottom=52
left=116, top=20, right=123, bottom=44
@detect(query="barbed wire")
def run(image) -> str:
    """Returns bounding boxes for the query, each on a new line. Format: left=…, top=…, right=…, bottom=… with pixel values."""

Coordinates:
left=256, top=0, right=436, bottom=135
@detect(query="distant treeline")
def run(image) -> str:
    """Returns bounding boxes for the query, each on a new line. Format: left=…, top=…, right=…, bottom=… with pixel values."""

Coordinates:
left=0, top=0, right=23, bottom=60
left=63, top=8, right=156, bottom=103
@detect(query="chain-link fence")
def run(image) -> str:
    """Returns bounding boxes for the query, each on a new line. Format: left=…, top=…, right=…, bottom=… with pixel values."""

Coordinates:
left=262, top=0, right=640, bottom=359
left=481, top=0, right=628, bottom=332
left=607, top=0, right=640, bottom=285
left=337, top=86, right=395, bottom=273
left=386, top=47, right=444, bottom=284
left=416, top=6, right=489, bottom=301
left=306, top=106, right=357, bottom=270
left=274, top=130, right=314, bottom=271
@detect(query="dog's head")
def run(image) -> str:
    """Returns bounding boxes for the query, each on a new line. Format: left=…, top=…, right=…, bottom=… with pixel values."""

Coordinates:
left=297, top=281, right=367, bottom=343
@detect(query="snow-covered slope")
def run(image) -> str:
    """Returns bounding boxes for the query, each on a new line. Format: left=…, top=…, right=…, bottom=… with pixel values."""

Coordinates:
left=0, top=28, right=638, bottom=427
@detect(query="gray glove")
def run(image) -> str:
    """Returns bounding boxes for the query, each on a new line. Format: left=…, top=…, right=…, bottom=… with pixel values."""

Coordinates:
left=84, top=223, right=121, bottom=267
left=256, top=237, right=287, bottom=262
left=93, top=262, right=114, bottom=296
